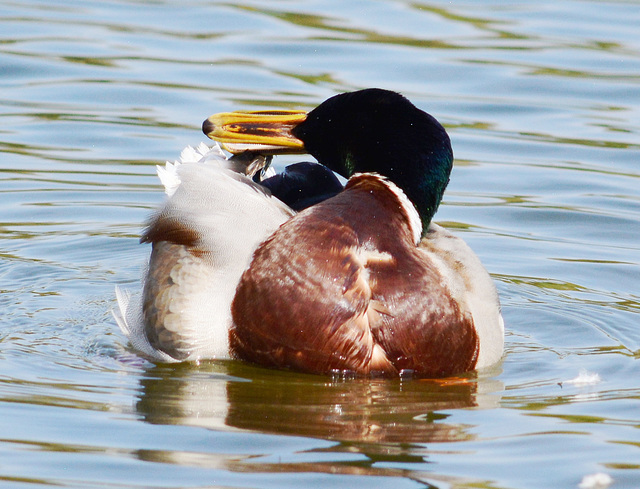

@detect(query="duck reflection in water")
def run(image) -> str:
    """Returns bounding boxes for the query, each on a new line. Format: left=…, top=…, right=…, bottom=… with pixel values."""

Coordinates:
left=135, top=361, right=503, bottom=445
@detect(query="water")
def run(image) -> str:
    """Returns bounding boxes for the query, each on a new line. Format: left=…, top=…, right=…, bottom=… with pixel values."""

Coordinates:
left=1, top=0, right=639, bottom=487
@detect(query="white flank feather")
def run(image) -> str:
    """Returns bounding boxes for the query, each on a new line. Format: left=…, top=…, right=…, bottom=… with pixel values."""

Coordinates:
left=419, top=223, right=504, bottom=369
left=115, top=142, right=293, bottom=362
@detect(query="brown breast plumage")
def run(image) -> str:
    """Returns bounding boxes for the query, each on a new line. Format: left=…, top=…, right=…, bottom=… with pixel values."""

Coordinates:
left=230, top=174, right=478, bottom=377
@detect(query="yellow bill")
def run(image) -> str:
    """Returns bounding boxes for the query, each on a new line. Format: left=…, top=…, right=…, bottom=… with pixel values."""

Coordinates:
left=202, top=110, right=307, bottom=155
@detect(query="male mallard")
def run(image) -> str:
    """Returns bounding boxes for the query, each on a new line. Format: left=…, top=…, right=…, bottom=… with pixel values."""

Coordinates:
left=117, top=88, right=503, bottom=377
left=202, top=88, right=503, bottom=377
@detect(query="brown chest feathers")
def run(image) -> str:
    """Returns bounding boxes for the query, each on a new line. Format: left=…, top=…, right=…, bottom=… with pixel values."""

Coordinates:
left=230, top=175, right=478, bottom=378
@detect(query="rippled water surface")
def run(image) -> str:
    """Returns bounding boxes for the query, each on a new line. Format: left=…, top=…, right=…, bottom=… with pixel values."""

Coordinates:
left=1, top=1, right=639, bottom=488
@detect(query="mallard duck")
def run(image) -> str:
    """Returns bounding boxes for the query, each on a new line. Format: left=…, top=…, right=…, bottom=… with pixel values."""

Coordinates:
left=202, top=88, right=504, bottom=377
left=117, top=88, right=503, bottom=377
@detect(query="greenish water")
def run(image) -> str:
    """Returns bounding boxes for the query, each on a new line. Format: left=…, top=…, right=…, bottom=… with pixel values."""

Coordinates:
left=1, top=1, right=639, bottom=488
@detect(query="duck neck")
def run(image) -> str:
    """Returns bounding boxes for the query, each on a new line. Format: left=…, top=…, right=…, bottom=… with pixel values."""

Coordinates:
left=343, top=138, right=453, bottom=238
left=396, top=149, right=453, bottom=235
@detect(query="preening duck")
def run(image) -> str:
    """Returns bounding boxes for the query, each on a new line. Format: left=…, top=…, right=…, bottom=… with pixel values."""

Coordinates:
left=203, top=88, right=504, bottom=377
left=116, top=88, right=503, bottom=377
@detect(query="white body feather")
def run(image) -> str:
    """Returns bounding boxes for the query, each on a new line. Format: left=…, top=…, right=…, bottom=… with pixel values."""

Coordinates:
left=419, top=223, right=504, bottom=368
left=114, top=143, right=293, bottom=362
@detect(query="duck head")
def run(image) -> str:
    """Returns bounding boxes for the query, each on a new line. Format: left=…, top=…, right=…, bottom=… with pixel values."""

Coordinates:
left=203, top=88, right=453, bottom=233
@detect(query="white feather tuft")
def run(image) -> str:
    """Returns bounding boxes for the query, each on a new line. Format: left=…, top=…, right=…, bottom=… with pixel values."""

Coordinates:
left=156, top=142, right=229, bottom=197
left=565, top=370, right=601, bottom=387
left=113, top=285, right=134, bottom=336
left=578, top=473, right=612, bottom=489
left=157, top=161, right=181, bottom=197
